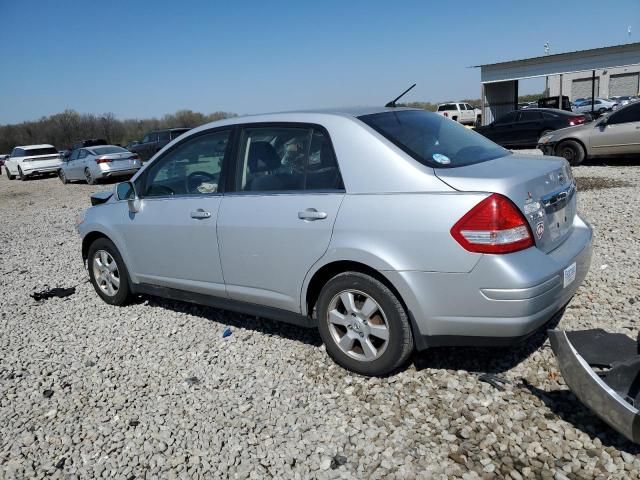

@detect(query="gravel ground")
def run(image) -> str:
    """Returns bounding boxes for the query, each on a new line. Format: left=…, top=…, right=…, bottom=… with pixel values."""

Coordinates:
left=1, top=154, right=639, bottom=479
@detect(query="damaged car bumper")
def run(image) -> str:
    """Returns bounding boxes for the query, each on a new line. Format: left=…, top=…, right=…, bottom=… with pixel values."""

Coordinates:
left=549, top=329, right=640, bottom=443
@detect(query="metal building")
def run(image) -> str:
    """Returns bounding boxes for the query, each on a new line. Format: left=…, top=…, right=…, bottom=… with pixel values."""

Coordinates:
left=475, top=42, right=640, bottom=125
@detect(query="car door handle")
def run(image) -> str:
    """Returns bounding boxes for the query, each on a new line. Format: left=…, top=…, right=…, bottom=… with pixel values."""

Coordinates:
left=190, top=209, right=211, bottom=219
left=298, top=208, right=327, bottom=221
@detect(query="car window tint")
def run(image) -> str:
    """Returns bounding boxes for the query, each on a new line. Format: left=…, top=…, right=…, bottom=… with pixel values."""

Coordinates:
left=494, top=112, right=518, bottom=124
left=306, top=130, right=343, bottom=190
left=608, top=103, right=640, bottom=124
left=78, top=149, right=88, bottom=159
left=70, top=149, right=80, bottom=161
left=144, top=130, right=230, bottom=197
left=519, top=111, right=543, bottom=121
left=158, top=131, right=170, bottom=141
left=359, top=110, right=509, bottom=168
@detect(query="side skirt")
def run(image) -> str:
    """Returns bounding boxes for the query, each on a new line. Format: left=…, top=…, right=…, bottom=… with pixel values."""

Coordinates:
left=131, top=283, right=316, bottom=328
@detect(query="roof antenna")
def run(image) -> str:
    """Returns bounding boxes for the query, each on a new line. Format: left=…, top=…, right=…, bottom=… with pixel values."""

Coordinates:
left=385, top=83, right=416, bottom=108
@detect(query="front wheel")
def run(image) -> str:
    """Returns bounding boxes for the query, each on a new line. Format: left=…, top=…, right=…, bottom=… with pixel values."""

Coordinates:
left=6, top=167, right=14, bottom=180
left=58, top=169, right=69, bottom=184
left=316, top=272, right=414, bottom=376
left=556, top=140, right=586, bottom=166
left=88, top=238, right=132, bottom=306
left=18, top=167, right=26, bottom=181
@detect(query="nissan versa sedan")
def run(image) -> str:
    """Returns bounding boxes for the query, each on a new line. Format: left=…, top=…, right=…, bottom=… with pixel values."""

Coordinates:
left=76, top=108, right=592, bottom=376
left=59, top=145, right=141, bottom=184
left=539, top=101, right=640, bottom=165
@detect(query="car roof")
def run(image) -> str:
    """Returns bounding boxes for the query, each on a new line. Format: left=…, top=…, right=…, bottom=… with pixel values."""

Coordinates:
left=17, top=144, right=55, bottom=149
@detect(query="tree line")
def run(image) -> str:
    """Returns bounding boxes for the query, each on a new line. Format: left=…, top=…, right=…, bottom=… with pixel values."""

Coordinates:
left=0, top=109, right=236, bottom=154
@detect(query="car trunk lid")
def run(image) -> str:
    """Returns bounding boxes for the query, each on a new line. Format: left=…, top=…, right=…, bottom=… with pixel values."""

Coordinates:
left=435, top=154, right=576, bottom=253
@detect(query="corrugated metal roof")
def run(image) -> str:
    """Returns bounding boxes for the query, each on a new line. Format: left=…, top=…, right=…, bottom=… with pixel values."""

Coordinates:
left=473, top=42, right=640, bottom=68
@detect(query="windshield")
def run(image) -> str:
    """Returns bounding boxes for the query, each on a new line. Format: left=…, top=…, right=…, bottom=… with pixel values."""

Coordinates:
left=24, top=147, right=58, bottom=157
left=90, top=146, right=128, bottom=155
left=359, top=110, right=510, bottom=168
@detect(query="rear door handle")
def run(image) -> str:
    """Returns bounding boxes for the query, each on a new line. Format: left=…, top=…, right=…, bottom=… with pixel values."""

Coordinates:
left=190, top=209, right=211, bottom=219
left=298, top=208, right=327, bottom=221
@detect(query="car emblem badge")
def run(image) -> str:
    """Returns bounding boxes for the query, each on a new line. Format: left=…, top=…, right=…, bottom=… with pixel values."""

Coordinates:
left=536, top=221, right=545, bottom=239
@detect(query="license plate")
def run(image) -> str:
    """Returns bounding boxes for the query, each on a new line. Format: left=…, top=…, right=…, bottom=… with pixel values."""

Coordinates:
left=563, top=262, right=577, bottom=288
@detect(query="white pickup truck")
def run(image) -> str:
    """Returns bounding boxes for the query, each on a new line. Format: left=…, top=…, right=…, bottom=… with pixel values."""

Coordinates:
left=436, top=102, right=482, bottom=126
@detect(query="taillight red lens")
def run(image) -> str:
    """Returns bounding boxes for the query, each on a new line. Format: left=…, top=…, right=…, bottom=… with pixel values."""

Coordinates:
left=129, top=154, right=140, bottom=160
left=450, top=194, right=534, bottom=254
left=569, top=115, right=586, bottom=126
left=95, top=157, right=112, bottom=164
left=443, top=112, right=448, bottom=117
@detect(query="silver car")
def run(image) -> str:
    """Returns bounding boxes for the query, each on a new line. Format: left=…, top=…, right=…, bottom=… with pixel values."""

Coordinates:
left=76, top=108, right=592, bottom=375
left=59, top=145, right=141, bottom=185
left=539, top=101, right=640, bottom=165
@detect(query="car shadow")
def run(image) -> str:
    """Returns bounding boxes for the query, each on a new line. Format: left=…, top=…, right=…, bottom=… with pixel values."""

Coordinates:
left=139, top=294, right=323, bottom=347
left=581, top=156, right=640, bottom=167
left=522, top=381, right=640, bottom=453
left=412, top=311, right=562, bottom=374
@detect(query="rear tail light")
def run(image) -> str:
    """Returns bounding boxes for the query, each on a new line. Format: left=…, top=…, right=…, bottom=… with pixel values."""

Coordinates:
left=450, top=193, right=534, bottom=254
left=129, top=154, right=140, bottom=160
left=443, top=112, right=448, bottom=117
left=569, top=115, right=586, bottom=126
left=95, top=157, right=112, bottom=164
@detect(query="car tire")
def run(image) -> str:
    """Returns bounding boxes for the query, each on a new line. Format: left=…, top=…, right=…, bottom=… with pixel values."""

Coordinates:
left=87, top=237, right=132, bottom=306
left=6, top=167, right=15, bottom=180
left=556, top=140, right=585, bottom=166
left=18, top=167, right=26, bottom=181
left=85, top=168, right=96, bottom=185
left=316, top=272, right=414, bottom=376
left=58, top=170, right=69, bottom=184
left=475, top=116, right=482, bottom=128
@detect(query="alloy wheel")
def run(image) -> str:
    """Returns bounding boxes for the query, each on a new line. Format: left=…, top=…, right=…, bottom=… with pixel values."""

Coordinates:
left=85, top=169, right=93, bottom=184
left=327, top=289, right=390, bottom=362
left=92, top=250, right=120, bottom=297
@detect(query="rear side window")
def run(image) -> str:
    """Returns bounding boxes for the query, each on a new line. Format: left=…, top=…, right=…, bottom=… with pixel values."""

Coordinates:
left=519, top=111, right=543, bottom=121
left=359, top=110, right=509, bottom=168
left=158, top=131, right=170, bottom=141
left=235, top=126, right=342, bottom=192
left=170, top=129, right=189, bottom=139
left=494, top=112, right=518, bottom=124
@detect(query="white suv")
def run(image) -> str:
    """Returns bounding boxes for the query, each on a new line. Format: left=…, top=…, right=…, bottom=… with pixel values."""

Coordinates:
left=436, top=103, right=481, bottom=126
left=5, top=144, right=62, bottom=180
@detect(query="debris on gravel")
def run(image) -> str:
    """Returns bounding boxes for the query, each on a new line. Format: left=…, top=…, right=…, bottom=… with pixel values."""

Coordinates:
left=1, top=159, right=640, bottom=478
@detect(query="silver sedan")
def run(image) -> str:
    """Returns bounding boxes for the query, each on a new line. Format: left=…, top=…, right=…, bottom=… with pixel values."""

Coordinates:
left=76, top=108, right=592, bottom=376
left=59, top=145, right=141, bottom=185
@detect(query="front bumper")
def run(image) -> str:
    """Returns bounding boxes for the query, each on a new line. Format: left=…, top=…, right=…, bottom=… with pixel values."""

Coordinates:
left=537, top=142, right=557, bottom=156
left=386, top=214, right=593, bottom=349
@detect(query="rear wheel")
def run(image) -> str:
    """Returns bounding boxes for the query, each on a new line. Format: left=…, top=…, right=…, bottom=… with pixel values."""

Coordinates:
left=556, top=140, right=586, bottom=166
left=87, top=238, right=132, bottom=306
left=316, top=272, right=414, bottom=376
left=85, top=168, right=96, bottom=185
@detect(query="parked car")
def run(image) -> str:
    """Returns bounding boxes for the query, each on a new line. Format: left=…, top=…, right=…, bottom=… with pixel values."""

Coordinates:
left=77, top=107, right=592, bottom=376
left=4, top=144, right=61, bottom=180
left=129, top=128, right=190, bottom=162
left=436, top=103, right=481, bottom=126
left=0, top=154, right=9, bottom=175
left=572, top=98, right=618, bottom=115
left=539, top=101, right=640, bottom=165
left=537, top=96, right=572, bottom=112
left=125, top=141, right=140, bottom=151
left=59, top=145, right=141, bottom=185
left=474, top=108, right=588, bottom=148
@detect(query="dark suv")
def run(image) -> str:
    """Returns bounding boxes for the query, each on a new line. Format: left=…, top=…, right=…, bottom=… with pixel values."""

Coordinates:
left=129, top=128, right=190, bottom=162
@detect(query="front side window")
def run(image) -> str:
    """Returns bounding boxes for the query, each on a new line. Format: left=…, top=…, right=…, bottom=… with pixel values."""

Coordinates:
left=608, top=103, right=640, bottom=124
left=235, top=126, right=342, bottom=192
left=70, top=149, right=80, bottom=161
left=11, top=148, right=23, bottom=158
left=359, top=110, right=509, bottom=168
left=494, top=112, right=518, bottom=125
left=143, top=130, right=230, bottom=197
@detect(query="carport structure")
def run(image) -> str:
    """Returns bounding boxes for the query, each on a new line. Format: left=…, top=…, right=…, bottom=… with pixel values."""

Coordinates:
left=475, top=42, right=640, bottom=125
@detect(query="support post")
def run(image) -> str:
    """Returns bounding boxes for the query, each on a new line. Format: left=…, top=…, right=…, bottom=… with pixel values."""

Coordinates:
left=591, top=70, right=596, bottom=115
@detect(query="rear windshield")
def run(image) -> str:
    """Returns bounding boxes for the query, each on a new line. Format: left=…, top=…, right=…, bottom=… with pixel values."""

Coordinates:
left=24, top=147, right=58, bottom=157
left=170, top=129, right=189, bottom=139
left=359, top=110, right=510, bottom=168
left=90, top=146, right=128, bottom=155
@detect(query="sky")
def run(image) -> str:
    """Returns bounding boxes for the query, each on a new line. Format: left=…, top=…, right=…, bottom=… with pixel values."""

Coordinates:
left=0, top=0, right=638, bottom=124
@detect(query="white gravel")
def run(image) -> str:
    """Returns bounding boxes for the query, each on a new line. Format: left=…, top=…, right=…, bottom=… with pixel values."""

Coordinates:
left=1, top=156, right=640, bottom=478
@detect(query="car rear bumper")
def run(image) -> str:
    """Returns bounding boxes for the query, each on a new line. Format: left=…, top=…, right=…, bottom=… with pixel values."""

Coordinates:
left=386, top=214, right=593, bottom=350
left=21, top=164, right=62, bottom=175
left=96, top=167, right=140, bottom=179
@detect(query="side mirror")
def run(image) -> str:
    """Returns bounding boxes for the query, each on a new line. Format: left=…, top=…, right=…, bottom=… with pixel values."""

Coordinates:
left=116, top=181, right=141, bottom=213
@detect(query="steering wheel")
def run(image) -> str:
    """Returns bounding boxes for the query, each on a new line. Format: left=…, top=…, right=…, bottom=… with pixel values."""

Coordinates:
left=186, top=171, right=218, bottom=194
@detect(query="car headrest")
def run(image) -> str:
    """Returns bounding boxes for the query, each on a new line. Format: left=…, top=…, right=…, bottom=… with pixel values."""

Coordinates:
left=248, top=142, right=281, bottom=173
